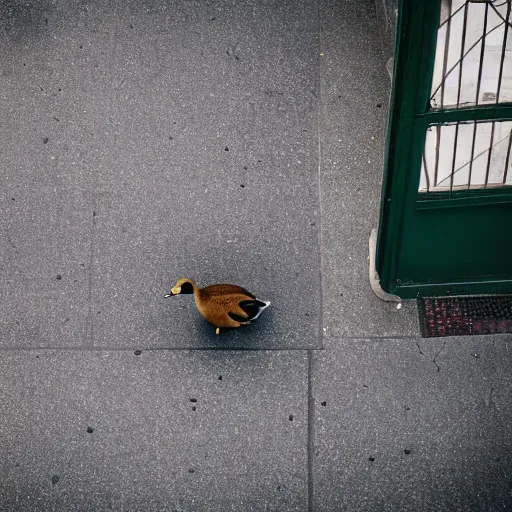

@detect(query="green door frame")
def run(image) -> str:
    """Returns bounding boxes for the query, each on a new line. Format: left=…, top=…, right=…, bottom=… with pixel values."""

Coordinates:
left=376, top=0, right=512, bottom=298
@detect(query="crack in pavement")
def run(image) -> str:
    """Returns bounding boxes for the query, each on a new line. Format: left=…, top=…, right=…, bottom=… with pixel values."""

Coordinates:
left=416, top=341, right=426, bottom=357
left=416, top=340, right=447, bottom=372
left=433, top=341, right=447, bottom=372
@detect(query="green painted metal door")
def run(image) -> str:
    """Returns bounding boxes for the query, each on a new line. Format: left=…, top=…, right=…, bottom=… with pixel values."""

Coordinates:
left=376, top=0, right=512, bottom=299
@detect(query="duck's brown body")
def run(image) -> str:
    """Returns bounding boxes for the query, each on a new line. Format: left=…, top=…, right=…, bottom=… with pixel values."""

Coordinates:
left=166, top=278, right=270, bottom=333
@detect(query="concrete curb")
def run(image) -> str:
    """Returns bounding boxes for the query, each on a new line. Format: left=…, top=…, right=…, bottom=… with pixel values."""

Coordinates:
left=369, top=228, right=401, bottom=302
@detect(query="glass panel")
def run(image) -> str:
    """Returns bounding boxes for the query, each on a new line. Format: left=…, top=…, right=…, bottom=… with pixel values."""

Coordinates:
left=431, top=0, right=512, bottom=109
left=420, top=120, right=512, bottom=192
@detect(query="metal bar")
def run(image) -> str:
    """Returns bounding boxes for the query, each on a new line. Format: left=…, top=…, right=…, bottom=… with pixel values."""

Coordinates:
left=422, top=152, right=431, bottom=192
left=496, top=0, right=511, bottom=102
left=393, top=279, right=512, bottom=300
left=457, top=2, right=469, bottom=108
left=417, top=190, right=512, bottom=211
left=449, top=123, right=460, bottom=197
left=485, top=122, right=496, bottom=187
left=419, top=102, right=512, bottom=123
left=440, top=1, right=466, bottom=28
left=440, top=1, right=452, bottom=109
left=435, top=121, right=512, bottom=188
left=434, top=125, right=442, bottom=187
left=422, top=182, right=512, bottom=194
left=468, top=122, right=477, bottom=189
left=475, top=3, right=489, bottom=106
left=504, top=128, right=512, bottom=184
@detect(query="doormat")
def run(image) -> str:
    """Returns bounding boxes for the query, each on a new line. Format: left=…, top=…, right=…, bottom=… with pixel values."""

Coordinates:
left=418, top=296, right=512, bottom=338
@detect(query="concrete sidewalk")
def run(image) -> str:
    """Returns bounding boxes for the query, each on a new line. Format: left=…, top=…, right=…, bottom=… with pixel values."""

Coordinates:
left=1, top=1, right=511, bottom=511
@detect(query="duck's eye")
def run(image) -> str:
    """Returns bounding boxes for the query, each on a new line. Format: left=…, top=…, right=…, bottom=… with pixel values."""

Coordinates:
left=180, top=282, right=194, bottom=294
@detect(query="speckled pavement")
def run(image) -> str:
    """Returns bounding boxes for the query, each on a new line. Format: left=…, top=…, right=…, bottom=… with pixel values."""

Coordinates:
left=1, top=0, right=511, bottom=511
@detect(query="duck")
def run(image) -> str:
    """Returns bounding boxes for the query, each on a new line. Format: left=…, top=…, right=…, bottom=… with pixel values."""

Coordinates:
left=165, top=278, right=270, bottom=334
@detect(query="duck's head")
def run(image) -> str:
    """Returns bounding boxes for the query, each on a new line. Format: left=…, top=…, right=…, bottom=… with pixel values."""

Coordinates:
left=165, top=278, right=196, bottom=297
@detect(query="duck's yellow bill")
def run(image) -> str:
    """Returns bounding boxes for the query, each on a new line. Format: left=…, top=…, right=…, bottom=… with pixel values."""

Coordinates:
left=165, top=286, right=181, bottom=297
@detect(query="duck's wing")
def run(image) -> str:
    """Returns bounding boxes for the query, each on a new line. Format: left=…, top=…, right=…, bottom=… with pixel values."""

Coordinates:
left=228, top=299, right=270, bottom=322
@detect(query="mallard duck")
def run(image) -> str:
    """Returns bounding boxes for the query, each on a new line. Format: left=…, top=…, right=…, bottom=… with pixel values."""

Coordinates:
left=165, top=278, right=270, bottom=334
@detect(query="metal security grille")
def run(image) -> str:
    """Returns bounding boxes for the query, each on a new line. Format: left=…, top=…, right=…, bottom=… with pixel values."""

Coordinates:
left=419, top=0, right=512, bottom=194
left=432, top=0, right=512, bottom=109
left=420, top=120, right=512, bottom=191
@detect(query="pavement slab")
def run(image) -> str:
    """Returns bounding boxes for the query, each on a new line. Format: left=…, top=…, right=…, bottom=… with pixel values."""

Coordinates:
left=313, top=335, right=512, bottom=512
left=0, top=0, right=322, bottom=350
left=318, top=0, right=420, bottom=338
left=0, top=111, right=93, bottom=349
left=0, top=349, right=308, bottom=512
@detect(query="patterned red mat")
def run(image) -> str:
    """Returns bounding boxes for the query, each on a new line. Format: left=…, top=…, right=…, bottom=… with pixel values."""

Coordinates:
left=418, top=296, right=512, bottom=338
